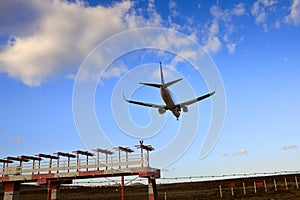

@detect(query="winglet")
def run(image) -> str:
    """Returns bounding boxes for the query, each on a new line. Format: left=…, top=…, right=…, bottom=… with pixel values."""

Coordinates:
left=123, top=93, right=129, bottom=102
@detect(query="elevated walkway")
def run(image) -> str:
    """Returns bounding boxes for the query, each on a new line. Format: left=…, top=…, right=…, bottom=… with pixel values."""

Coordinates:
left=0, top=141, right=160, bottom=200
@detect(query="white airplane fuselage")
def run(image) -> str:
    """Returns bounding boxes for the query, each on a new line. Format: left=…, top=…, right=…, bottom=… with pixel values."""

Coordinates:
left=160, top=85, right=180, bottom=119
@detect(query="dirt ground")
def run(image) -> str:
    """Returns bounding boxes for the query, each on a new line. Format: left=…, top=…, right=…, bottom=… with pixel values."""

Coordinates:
left=1, top=173, right=300, bottom=199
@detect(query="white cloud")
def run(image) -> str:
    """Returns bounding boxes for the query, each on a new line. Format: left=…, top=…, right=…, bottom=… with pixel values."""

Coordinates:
left=226, top=43, right=237, bottom=55
left=286, top=0, right=300, bottom=25
left=221, top=152, right=228, bottom=157
left=226, top=36, right=244, bottom=55
left=102, top=61, right=128, bottom=79
left=171, top=50, right=198, bottom=65
left=251, top=0, right=279, bottom=31
left=210, top=5, right=223, bottom=19
left=5, top=0, right=292, bottom=85
left=280, top=145, right=297, bottom=150
left=168, top=0, right=179, bottom=17
left=202, top=3, right=246, bottom=54
left=204, top=35, right=221, bottom=53
left=232, top=3, right=246, bottom=16
left=0, top=0, right=161, bottom=86
left=232, top=149, right=247, bottom=156
left=202, top=19, right=221, bottom=53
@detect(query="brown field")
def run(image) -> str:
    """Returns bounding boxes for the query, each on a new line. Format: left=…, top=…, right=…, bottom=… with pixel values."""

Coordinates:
left=1, top=173, right=300, bottom=199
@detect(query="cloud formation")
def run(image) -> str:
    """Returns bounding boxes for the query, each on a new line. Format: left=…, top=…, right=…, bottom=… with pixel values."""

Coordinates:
left=232, top=149, right=248, bottom=156
left=280, top=145, right=297, bottom=150
left=251, top=0, right=300, bottom=30
left=221, top=152, right=228, bottom=157
left=0, top=0, right=161, bottom=86
left=286, top=0, right=300, bottom=25
left=251, top=0, right=278, bottom=25
left=0, top=0, right=299, bottom=86
left=202, top=3, right=246, bottom=54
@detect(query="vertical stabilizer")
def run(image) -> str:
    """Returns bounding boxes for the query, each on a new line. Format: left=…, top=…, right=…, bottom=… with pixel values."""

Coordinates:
left=160, top=62, right=165, bottom=85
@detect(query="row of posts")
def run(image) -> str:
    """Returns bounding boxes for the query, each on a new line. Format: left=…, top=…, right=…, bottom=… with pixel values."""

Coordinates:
left=219, top=176, right=299, bottom=197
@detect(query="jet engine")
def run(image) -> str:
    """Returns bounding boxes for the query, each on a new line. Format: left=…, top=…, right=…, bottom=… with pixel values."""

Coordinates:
left=182, top=105, right=188, bottom=113
left=158, top=107, right=166, bottom=114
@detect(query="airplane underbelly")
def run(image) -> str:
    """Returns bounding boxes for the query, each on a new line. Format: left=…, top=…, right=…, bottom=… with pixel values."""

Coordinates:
left=161, top=88, right=175, bottom=108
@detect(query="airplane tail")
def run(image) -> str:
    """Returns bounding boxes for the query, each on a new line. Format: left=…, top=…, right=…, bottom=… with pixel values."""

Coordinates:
left=139, top=62, right=182, bottom=88
left=160, top=62, right=164, bottom=85
left=161, top=61, right=183, bottom=87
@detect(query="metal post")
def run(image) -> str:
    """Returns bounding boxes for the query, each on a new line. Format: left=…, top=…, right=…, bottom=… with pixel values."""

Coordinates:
left=67, top=157, right=70, bottom=172
left=2, top=162, right=4, bottom=177
left=47, top=181, right=51, bottom=200
left=110, top=154, right=113, bottom=170
left=97, top=151, right=99, bottom=170
left=121, top=176, right=125, bottom=200
left=86, top=155, right=88, bottom=172
left=274, top=179, right=277, bottom=191
left=264, top=180, right=267, bottom=192
left=32, top=160, right=35, bottom=174
left=49, top=158, right=52, bottom=174
left=147, top=150, right=150, bottom=167
left=295, top=176, right=299, bottom=189
left=106, top=154, right=109, bottom=170
left=76, top=153, right=79, bottom=172
left=118, top=149, right=121, bottom=169
left=284, top=177, right=288, bottom=190
left=38, top=159, right=41, bottom=174
left=243, top=182, right=246, bottom=195
left=47, top=181, right=60, bottom=200
left=141, top=148, right=144, bottom=167
left=148, top=177, right=157, bottom=200
left=19, top=160, right=23, bottom=173
left=4, top=181, right=20, bottom=200
left=57, top=157, right=59, bottom=173
left=219, top=185, right=222, bottom=198
left=126, top=152, right=129, bottom=168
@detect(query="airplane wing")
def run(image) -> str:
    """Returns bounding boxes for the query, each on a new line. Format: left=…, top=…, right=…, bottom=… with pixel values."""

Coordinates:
left=123, top=94, right=166, bottom=109
left=176, top=91, right=215, bottom=107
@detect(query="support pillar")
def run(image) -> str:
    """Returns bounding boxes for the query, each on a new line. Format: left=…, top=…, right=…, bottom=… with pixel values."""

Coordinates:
left=47, top=181, right=61, bottom=200
left=121, top=176, right=125, bottom=200
left=4, top=182, right=20, bottom=200
left=148, top=177, right=157, bottom=200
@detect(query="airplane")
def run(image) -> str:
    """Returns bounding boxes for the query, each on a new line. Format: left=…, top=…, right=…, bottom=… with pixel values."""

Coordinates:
left=123, top=62, right=215, bottom=120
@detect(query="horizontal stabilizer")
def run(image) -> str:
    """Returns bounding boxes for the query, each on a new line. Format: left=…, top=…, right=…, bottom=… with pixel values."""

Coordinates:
left=139, top=82, right=161, bottom=88
left=164, top=78, right=183, bottom=88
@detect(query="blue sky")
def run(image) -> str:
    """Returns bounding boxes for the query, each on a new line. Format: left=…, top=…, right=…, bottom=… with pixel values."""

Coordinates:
left=1, top=0, right=300, bottom=179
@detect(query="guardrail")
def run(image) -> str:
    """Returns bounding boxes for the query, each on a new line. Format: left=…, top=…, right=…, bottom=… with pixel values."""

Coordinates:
left=0, top=153, right=147, bottom=176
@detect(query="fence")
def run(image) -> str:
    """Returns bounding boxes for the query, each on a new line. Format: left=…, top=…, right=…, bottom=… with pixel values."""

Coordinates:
left=1, top=171, right=300, bottom=199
